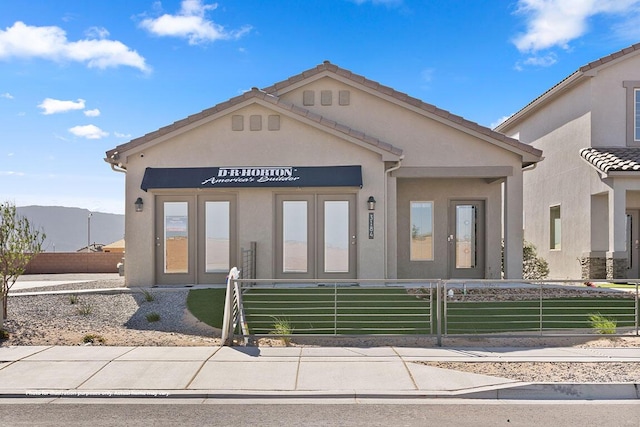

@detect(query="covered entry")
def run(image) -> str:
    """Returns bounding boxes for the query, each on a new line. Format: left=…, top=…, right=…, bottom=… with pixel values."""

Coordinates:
left=144, top=166, right=362, bottom=284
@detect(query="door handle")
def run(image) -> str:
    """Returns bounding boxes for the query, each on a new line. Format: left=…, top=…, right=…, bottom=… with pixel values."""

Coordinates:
left=447, top=234, right=454, bottom=242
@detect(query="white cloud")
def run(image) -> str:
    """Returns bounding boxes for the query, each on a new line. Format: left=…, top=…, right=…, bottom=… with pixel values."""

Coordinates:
left=38, top=98, right=85, bottom=115
left=0, top=170, right=25, bottom=176
left=513, top=0, right=640, bottom=52
left=421, top=68, right=435, bottom=83
left=491, top=115, right=514, bottom=129
left=114, top=132, right=132, bottom=138
left=1, top=92, right=14, bottom=99
left=85, top=26, right=110, bottom=39
left=68, top=124, right=109, bottom=139
left=140, top=0, right=252, bottom=45
left=0, top=21, right=149, bottom=72
left=84, top=108, right=101, bottom=117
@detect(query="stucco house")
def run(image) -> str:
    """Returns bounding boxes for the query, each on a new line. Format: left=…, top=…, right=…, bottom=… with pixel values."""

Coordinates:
left=496, top=43, right=640, bottom=280
left=105, top=62, right=542, bottom=287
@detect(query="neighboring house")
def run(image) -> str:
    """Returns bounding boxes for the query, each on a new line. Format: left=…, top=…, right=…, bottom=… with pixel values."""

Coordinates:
left=496, top=43, right=640, bottom=280
left=103, top=239, right=125, bottom=253
left=105, top=62, right=542, bottom=287
left=76, top=243, right=104, bottom=253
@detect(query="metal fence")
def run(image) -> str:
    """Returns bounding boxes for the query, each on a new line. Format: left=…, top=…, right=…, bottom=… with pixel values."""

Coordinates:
left=221, top=277, right=639, bottom=345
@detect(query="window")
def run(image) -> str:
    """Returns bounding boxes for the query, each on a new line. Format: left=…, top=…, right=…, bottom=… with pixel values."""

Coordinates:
left=635, top=89, right=640, bottom=141
left=410, top=201, right=433, bottom=260
left=623, top=81, right=640, bottom=145
left=550, top=205, right=561, bottom=250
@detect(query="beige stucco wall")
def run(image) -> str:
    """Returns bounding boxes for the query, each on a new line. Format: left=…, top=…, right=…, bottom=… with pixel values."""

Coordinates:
left=396, top=178, right=503, bottom=279
left=123, top=103, right=387, bottom=286
left=591, top=55, right=640, bottom=146
left=119, top=72, right=530, bottom=285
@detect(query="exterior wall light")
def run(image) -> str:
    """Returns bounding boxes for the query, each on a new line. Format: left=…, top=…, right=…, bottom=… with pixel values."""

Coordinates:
left=135, top=197, right=144, bottom=212
left=367, top=196, right=376, bottom=210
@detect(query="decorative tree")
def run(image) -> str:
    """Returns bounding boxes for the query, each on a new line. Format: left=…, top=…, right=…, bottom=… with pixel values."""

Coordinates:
left=0, top=202, right=46, bottom=320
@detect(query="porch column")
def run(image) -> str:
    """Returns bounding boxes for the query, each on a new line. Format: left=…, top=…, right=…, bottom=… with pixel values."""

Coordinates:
left=385, top=173, right=398, bottom=279
left=503, top=172, right=523, bottom=279
left=607, top=184, right=627, bottom=279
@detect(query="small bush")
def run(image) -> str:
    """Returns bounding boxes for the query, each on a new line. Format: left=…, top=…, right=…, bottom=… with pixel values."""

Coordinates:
left=270, top=317, right=294, bottom=346
left=76, top=303, right=93, bottom=316
left=82, top=334, right=105, bottom=344
left=141, top=288, right=155, bottom=302
left=588, top=313, right=617, bottom=334
left=146, top=312, right=161, bottom=322
left=68, top=294, right=78, bottom=305
left=0, top=328, right=9, bottom=340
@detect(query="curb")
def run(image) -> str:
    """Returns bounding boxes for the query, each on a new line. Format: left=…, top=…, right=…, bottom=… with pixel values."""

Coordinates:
left=0, top=384, right=638, bottom=402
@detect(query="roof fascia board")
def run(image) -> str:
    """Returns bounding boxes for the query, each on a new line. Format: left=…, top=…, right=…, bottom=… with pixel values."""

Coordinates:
left=117, top=95, right=402, bottom=164
left=274, top=70, right=541, bottom=163
left=496, top=71, right=586, bottom=133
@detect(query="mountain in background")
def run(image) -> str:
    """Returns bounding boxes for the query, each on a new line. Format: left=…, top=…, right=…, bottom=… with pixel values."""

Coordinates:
left=16, top=206, right=124, bottom=253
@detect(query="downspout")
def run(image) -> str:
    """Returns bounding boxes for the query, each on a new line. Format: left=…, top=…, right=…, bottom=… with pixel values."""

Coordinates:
left=110, top=163, right=127, bottom=174
left=384, top=156, right=404, bottom=279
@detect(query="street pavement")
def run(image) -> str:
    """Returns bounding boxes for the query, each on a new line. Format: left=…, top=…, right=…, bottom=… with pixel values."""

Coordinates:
left=0, top=345, right=638, bottom=403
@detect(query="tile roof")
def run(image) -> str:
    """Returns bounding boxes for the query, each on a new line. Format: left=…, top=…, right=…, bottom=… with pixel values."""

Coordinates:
left=106, top=87, right=403, bottom=161
left=497, top=42, right=640, bottom=132
left=580, top=147, right=640, bottom=173
left=263, top=61, right=541, bottom=159
left=106, top=62, right=541, bottom=165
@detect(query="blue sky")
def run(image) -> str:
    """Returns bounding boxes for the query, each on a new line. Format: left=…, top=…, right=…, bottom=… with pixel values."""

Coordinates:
left=2, top=0, right=640, bottom=214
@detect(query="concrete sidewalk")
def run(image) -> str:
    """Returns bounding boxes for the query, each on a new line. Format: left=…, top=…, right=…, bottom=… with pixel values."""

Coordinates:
left=0, top=345, right=638, bottom=403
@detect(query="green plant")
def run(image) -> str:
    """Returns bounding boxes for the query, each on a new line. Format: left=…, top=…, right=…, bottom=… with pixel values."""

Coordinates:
left=146, top=312, right=161, bottom=322
left=68, top=294, right=78, bottom=305
left=0, top=328, right=9, bottom=340
left=270, top=317, right=294, bottom=345
left=588, top=312, right=617, bottom=334
left=82, top=334, right=105, bottom=344
left=0, top=201, right=46, bottom=319
left=140, top=288, right=155, bottom=302
left=523, top=241, right=549, bottom=279
left=76, top=303, right=93, bottom=316
left=501, top=239, right=550, bottom=279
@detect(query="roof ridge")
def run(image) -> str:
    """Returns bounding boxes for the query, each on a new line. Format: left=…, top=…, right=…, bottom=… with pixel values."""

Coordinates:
left=498, top=42, right=640, bottom=131
left=106, top=86, right=403, bottom=159
left=262, top=61, right=539, bottom=157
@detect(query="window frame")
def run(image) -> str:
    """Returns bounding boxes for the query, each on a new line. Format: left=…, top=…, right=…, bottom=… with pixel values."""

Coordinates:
left=623, top=81, right=640, bottom=146
left=550, top=204, right=561, bottom=251
left=410, top=201, right=434, bottom=261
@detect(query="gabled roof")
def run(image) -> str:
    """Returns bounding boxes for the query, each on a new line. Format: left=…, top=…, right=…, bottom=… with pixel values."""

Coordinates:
left=496, top=42, right=640, bottom=132
left=262, top=61, right=541, bottom=161
left=106, top=62, right=541, bottom=167
left=580, top=147, right=640, bottom=174
left=105, top=87, right=402, bottom=167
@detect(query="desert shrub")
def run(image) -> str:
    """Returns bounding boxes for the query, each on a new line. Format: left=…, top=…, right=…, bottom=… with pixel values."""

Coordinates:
left=588, top=313, right=617, bottom=334
left=146, top=312, right=161, bottom=322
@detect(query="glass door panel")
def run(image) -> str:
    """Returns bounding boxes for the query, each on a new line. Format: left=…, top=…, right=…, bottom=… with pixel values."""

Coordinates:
left=164, top=202, right=189, bottom=273
left=205, top=201, right=230, bottom=273
left=449, top=200, right=484, bottom=279
left=283, top=201, right=308, bottom=273
left=455, top=205, right=476, bottom=269
left=155, top=196, right=195, bottom=285
left=323, top=201, right=349, bottom=273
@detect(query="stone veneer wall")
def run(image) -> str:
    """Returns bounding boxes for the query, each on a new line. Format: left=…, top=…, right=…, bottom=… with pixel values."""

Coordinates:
left=606, top=257, right=628, bottom=280
left=579, top=256, right=607, bottom=280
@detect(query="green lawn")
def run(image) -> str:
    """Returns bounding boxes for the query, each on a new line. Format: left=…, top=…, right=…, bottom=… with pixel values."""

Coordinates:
left=446, top=298, right=637, bottom=334
left=186, top=287, right=636, bottom=336
left=186, top=288, right=227, bottom=329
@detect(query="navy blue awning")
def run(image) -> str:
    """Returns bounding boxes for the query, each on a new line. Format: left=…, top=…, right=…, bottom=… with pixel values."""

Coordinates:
left=141, top=166, right=363, bottom=191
